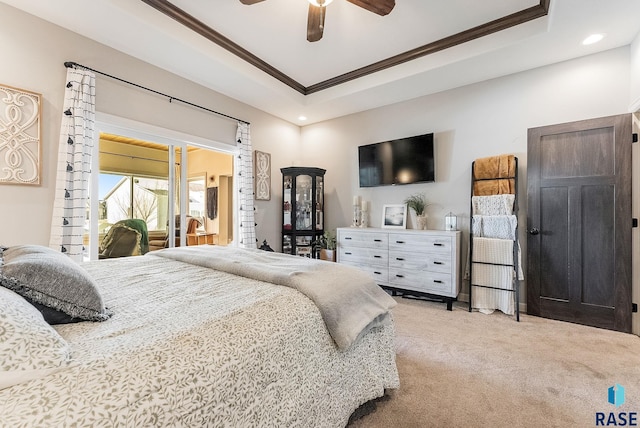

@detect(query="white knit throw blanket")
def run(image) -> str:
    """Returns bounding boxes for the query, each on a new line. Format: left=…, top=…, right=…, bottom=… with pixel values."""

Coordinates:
left=152, top=246, right=397, bottom=350
left=471, top=194, right=515, bottom=216
left=472, top=215, right=518, bottom=240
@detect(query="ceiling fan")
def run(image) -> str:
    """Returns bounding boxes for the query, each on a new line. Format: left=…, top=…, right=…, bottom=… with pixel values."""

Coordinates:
left=239, top=0, right=395, bottom=42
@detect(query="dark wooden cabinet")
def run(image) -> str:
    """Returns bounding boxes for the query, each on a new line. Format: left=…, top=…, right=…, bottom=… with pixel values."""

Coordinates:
left=281, top=167, right=325, bottom=257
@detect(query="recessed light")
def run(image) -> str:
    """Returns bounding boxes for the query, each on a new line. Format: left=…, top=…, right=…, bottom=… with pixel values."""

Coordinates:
left=582, top=34, right=605, bottom=45
left=298, top=115, right=307, bottom=121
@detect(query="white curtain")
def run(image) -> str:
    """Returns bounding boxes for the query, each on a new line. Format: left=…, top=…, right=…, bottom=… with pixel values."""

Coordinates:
left=235, top=122, right=257, bottom=248
left=49, top=67, right=96, bottom=261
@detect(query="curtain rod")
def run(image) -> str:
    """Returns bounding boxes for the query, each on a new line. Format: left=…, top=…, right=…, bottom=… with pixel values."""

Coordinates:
left=64, top=61, right=250, bottom=125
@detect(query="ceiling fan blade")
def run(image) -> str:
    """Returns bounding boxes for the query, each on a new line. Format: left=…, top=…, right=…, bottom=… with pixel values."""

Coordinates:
left=307, top=5, right=325, bottom=42
left=239, top=0, right=266, bottom=4
left=346, top=0, right=395, bottom=16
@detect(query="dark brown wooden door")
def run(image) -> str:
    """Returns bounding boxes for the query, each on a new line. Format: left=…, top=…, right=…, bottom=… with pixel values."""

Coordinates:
left=527, top=114, right=633, bottom=332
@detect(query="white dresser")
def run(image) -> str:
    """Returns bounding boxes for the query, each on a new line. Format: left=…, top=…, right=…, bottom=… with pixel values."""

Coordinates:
left=337, top=227, right=461, bottom=310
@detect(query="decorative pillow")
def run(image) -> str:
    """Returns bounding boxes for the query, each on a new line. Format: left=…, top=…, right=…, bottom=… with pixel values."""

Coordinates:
left=0, top=285, right=70, bottom=388
left=0, top=245, right=113, bottom=323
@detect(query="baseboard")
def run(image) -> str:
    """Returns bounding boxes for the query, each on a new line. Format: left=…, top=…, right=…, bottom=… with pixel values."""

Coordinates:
left=457, top=292, right=528, bottom=314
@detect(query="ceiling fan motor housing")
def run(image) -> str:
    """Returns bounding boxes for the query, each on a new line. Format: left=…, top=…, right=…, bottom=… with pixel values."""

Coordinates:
left=240, top=0, right=395, bottom=42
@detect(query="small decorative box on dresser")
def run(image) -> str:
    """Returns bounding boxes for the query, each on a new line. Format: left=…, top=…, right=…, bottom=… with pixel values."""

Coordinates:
left=337, top=227, right=461, bottom=310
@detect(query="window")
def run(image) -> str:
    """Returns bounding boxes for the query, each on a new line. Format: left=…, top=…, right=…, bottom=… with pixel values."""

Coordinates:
left=99, top=174, right=169, bottom=232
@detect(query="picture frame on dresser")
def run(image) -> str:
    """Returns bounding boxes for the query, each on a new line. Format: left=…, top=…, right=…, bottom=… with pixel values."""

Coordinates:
left=381, top=204, right=407, bottom=229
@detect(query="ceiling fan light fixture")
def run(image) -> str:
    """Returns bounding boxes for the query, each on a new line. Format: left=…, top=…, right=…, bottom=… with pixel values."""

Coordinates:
left=308, top=0, right=334, bottom=6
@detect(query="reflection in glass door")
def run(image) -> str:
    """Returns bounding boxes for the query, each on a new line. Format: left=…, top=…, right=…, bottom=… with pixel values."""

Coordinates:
left=188, top=175, right=206, bottom=227
left=98, top=174, right=169, bottom=232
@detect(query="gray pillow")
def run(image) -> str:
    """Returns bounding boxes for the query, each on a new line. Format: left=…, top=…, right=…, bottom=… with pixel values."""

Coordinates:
left=0, top=245, right=112, bottom=322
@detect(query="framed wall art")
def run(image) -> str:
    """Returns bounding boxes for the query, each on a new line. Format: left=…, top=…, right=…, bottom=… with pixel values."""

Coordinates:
left=0, top=83, right=42, bottom=185
left=381, top=204, right=407, bottom=229
left=254, top=150, right=271, bottom=200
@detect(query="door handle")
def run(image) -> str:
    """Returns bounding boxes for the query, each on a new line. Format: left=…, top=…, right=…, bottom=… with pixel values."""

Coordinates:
left=529, top=227, right=540, bottom=235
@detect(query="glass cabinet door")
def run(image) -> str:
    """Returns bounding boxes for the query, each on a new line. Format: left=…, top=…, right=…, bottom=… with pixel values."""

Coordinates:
left=315, top=175, right=323, bottom=230
left=283, top=175, right=292, bottom=231
left=295, top=174, right=312, bottom=231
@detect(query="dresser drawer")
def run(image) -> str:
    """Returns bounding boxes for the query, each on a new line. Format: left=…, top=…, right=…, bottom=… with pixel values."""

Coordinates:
left=389, top=233, right=452, bottom=255
left=388, top=269, right=454, bottom=296
left=341, top=261, right=389, bottom=284
left=338, top=230, right=388, bottom=249
left=338, top=247, right=388, bottom=267
left=389, top=250, right=453, bottom=274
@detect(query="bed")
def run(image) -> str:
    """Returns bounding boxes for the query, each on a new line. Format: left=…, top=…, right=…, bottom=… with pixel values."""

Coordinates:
left=0, top=244, right=399, bottom=427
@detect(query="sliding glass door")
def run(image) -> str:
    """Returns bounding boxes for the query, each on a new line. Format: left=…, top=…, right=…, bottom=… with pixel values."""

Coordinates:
left=85, top=133, right=176, bottom=259
left=86, top=119, right=236, bottom=260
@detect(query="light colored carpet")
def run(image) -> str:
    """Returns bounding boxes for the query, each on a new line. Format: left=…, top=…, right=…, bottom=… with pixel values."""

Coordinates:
left=349, top=297, right=640, bottom=427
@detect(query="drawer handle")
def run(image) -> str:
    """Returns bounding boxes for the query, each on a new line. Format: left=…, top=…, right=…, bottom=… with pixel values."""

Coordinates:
left=434, top=261, right=443, bottom=265
left=374, top=255, right=382, bottom=258
left=374, top=271, right=381, bottom=275
left=396, top=240, right=405, bottom=244
left=434, top=280, right=443, bottom=284
left=396, top=257, right=405, bottom=261
left=434, top=243, right=444, bottom=247
left=374, top=239, right=382, bottom=242
left=345, top=237, right=352, bottom=240
left=345, top=252, right=352, bottom=255
left=396, top=274, right=404, bottom=278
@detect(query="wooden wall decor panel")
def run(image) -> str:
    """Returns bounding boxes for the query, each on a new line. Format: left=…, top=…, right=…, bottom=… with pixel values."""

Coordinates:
left=253, top=150, right=271, bottom=201
left=0, top=83, right=41, bottom=185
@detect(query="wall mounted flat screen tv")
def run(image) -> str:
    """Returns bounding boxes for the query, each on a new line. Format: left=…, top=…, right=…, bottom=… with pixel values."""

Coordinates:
left=358, top=133, right=435, bottom=187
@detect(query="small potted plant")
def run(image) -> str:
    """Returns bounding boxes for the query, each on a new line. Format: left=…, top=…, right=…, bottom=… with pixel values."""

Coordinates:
left=403, top=193, right=430, bottom=230
left=313, top=230, right=337, bottom=261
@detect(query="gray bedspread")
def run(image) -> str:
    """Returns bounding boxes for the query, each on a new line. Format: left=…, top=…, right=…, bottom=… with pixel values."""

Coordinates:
left=153, top=245, right=397, bottom=349
left=1, top=251, right=399, bottom=427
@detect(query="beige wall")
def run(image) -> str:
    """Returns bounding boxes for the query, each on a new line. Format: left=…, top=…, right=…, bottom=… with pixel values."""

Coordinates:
left=0, top=2, right=299, bottom=249
left=630, top=31, right=640, bottom=110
